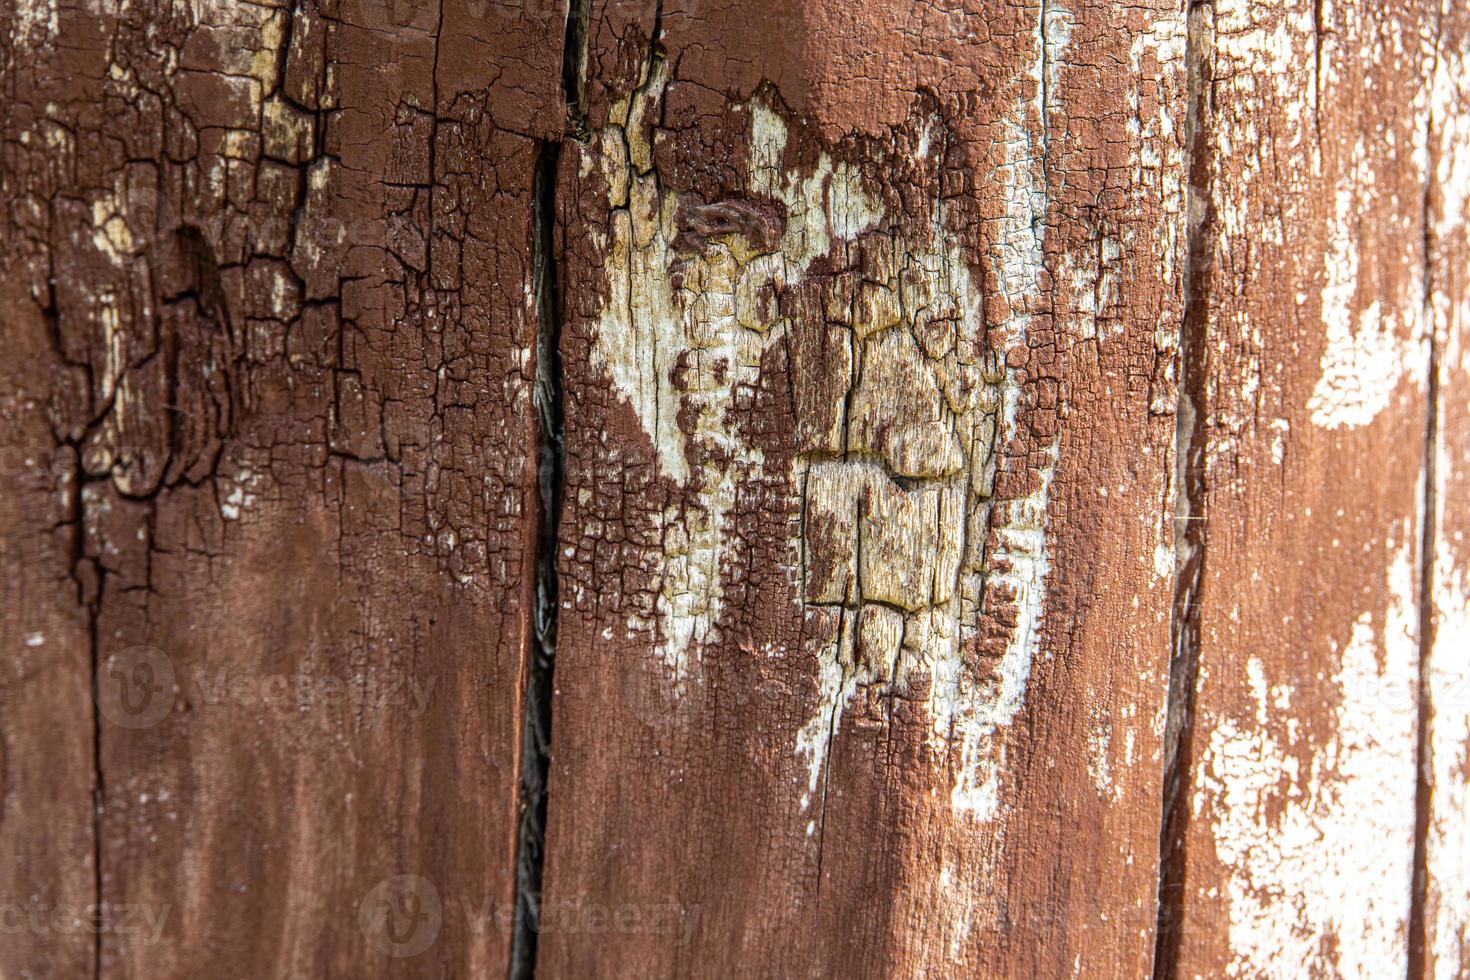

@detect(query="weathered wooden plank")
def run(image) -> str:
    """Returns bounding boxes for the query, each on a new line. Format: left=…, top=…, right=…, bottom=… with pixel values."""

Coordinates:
left=539, top=0, right=1186, bottom=974
left=0, top=0, right=564, bottom=973
left=9, top=0, right=1467, bottom=975
left=1158, top=1, right=1439, bottom=975
left=1419, top=2, right=1470, bottom=976
left=0, top=257, right=97, bottom=976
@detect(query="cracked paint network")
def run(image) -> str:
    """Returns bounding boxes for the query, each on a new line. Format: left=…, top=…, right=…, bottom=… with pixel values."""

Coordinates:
left=581, top=48, right=1065, bottom=819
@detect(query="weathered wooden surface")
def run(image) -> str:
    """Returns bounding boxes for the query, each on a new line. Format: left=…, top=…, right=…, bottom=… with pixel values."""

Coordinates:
left=0, top=239, right=97, bottom=977
left=0, top=0, right=1467, bottom=977
left=2, top=0, right=563, bottom=974
left=539, top=0, right=1185, bottom=976
left=1157, top=0, right=1442, bottom=976
left=1420, top=2, right=1470, bottom=976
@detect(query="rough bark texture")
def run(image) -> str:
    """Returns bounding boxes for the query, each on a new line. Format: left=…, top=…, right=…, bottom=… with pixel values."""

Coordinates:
left=0, top=0, right=1466, bottom=978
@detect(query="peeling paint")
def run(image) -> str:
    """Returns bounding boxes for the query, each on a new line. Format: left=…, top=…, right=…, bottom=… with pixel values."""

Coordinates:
left=1427, top=554, right=1470, bottom=979
left=1198, top=536, right=1419, bottom=977
left=583, top=65, right=1066, bottom=818
left=12, top=0, right=57, bottom=48
left=1308, top=142, right=1424, bottom=429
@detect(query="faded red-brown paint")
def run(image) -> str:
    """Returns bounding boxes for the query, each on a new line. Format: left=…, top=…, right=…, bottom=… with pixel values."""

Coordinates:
left=0, top=0, right=1465, bottom=977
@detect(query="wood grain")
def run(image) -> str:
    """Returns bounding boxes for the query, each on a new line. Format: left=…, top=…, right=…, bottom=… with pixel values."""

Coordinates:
left=539, top=0, right=1185, bottom=975
left=1419, top=2, right=1470, bottom=976
left=0, top=0, right=564, bottom=974
left=1, top=0, right=1467, bottom=976
left=0, top=239, right=97, bottom=977
left=1158, top=1, right=1441, bottom=976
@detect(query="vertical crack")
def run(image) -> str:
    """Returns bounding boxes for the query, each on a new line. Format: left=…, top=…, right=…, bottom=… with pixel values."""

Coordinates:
left=1153, top=2, right=1215, bottom=977
left=510, top=3, right=587, bottom=972
left=561, top=0, right=591, bottom=137
left=1408, top=253, right=1441, bottom=980
left=1408, top=9, right=1445, bottom=975
left=512, top=139, right=566, bottom=980
left=512, top=138, right=566, bottom=978
left=43, top=262, right=106, bottom=979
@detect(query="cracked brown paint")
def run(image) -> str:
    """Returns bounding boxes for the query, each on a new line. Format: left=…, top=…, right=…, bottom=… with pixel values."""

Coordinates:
left=3, top=0, right=563, bottom=975
left=540, top=1, right=1183, bottom=976
left=1, top=0, right=1468, bottom=978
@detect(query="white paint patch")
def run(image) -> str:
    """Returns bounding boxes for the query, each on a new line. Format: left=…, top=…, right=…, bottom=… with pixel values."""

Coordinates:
left=13, top=0, right=58, bottom=48
left=1210, top=1, right=1318, bottom=242
left=1127, top=9, right=1187, bottom=292
left=1042, top=4, right=1075, bottom=117
left=1427, top=558, right=1470, bottom=980
left=219, top=468, right=258, bottom=521
left=1424, top=36, right=1470, bottom=978
left=91, top=194, right=136, bottom=264
left=794, top=49, right=1071, bottom=820
left=1198, top=536, right=1418, bottom=977
left=584, top=180, right=692, bottom=484
left=793, top=618, right=856, bottom=810
left=1428, top=558, right=1470, bottom=980
left=935, top=860, right=978, bottom=963
left=586, top=78, right=888, bottom=683
left=943, top=446, right=1058, bottom=818
left=748, top=104, right=886, bottom=273
left=586, top=59, right=1073, bottom=821
left=1088, top=718, right=1113, bottom=797
left=1269, top=417, right=1290, bottom=464
left=1307, top=144, right=1424, bottom=429
left=98, top=297, right=125, bottom=407
left=1431, top=43, right=1470, bottom=246
left=1153, top=542, right=1175, bottom=582
left=936, top=48, right=1072, bottom=814
left=588, top=100, right=886, bottom=486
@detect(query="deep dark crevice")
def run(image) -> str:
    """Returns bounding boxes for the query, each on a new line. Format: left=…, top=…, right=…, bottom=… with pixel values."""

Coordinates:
left=649, top=0, right=666, bottom=63
left=510, top=0, right=588, bottom=970
left=561, top=0, right=591, bottom=138
left=511, top=137, right=566, bottom=980
left=1153, top=3, right=1215, bottom=977
left=1407, top=13, right=1445, bottom=975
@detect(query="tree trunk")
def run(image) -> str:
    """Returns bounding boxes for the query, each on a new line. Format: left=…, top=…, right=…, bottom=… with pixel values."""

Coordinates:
left=0, top=0, right=1465, bottom=977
